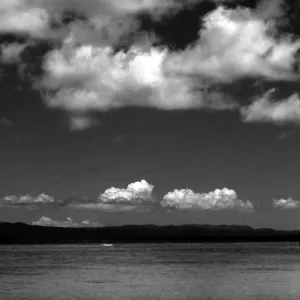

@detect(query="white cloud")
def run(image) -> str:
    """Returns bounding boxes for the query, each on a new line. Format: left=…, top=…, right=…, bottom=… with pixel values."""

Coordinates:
left=27, top=0, right=232, bottom=19
left=241, top=89, right=300, bottom=124
left=35, top=193, right=55, bottom=203
left=0, top=0, right=50, bottom=38
left=72, top=203, right=144, bottom=212
left=0, top=0, right=139, bottom=42
left=255, top=0, right=286, bottom=20
left=3, top=193, right=55, bottom=206
left=273, top=198, right=300, bottom=210
left=4, top=194, right=33, bottom=204
left=0, top=0, right=232, bottom=39
left=96, top=0, right=235, bottom=17
left=32, top=216, right=104, bottom=227
left=165, top=1, right=300, bottom=82
left=0, top=0, right=264, bottom=130
left=70, top=180, right=155, bottom=212
left=2, top=0, right=299, bottom=130
left=161, top=188, right=254, bottom=211
left=0, top=0, right=158, bottom=44
left=38, top=40, right=235, bottom=128
left=101, top=179, right=154, bottom=203
left=31, top=0, right=179, bottom=17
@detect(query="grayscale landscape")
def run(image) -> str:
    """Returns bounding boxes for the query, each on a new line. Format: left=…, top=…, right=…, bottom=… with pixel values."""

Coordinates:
left=1, top=0, right=300, bottom=299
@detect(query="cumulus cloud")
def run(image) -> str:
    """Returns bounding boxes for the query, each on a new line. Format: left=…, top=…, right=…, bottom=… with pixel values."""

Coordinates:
left=29, top=0, right=299, bottom=129
left=241, top=89, right=300, bottom=124
left=1, top=0, right=299, bottom=129
left=0, top=0, right=230, bottom=39
left=0, top=0, right=239, bottom=130
left=273, top=198, right=300, bottom=210
left=32, top=216, right=104, bottom=227
left=101, top=179, right=154, bottom=202
left=3, top=193, right=55, bottom=208
left=0, top=0, right=135, bottom=40
left=161, top=188, right=254, bottom=211
left=0, top=0, right=159, bottom=46
left=255, top=0, right=286, bottom=20
left=71, top=180, right=156, bottom=212
left=0, top=0, right=50, bottom=38
left=165, top=0, right=300, bottom=82
left=38, top=41, right=235, bottom=125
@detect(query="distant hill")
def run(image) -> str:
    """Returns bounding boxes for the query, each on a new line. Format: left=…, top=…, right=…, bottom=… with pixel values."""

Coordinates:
left=0, top=222, right=299, bottom=244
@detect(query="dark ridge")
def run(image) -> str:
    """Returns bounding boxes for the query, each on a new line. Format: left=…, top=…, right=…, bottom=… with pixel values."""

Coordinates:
left=0, top=222, right=299, bottom=244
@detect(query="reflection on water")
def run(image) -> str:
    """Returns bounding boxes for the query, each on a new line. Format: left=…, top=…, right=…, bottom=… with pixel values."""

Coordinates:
left=1, top=243, right=300, bottom=300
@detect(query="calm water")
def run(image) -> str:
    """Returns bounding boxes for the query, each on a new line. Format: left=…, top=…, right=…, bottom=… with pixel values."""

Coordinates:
left=1, top=243, right=300, bottom=300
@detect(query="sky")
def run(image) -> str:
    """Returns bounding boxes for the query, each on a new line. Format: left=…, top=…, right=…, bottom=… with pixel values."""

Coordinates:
left=1, top=0, right=300, bottom=230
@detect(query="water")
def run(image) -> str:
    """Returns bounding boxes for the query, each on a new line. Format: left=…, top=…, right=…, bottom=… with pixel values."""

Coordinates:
left=1, top=243, right=300, bottom=300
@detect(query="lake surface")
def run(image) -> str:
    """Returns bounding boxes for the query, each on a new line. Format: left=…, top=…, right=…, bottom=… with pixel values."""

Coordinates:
left=1, top=243, right=300, bottom=300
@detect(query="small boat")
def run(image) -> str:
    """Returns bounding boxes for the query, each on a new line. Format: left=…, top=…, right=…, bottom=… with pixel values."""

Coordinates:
left=101, top=243, right=113, bottom=247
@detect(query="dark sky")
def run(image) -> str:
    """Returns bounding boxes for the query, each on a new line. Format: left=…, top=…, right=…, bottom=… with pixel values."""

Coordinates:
left=1, top=0, right=300, bottom=229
